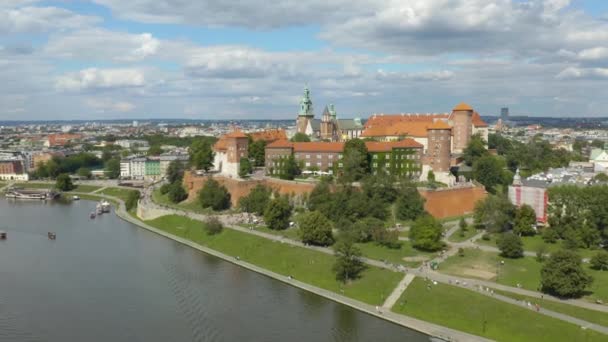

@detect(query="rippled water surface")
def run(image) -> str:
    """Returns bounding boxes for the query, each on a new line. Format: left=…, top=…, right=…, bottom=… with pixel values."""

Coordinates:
left=0, top=199, right=429, bottom=342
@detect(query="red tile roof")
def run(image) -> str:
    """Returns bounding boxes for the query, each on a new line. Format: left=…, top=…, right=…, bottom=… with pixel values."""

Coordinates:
left=365, top=139, right=423, bottom=152
left=249, top=129, right=287, bottom=142
left=293, top=142, right=345, bottom=153
left=453, top=102, right=473, bottom=111
left=472, top=112, right=488, bottom=127
left=223, top=130, right=248, bottom=138
left=427, top=120, right=452, bottom=130
left=266, top=139, right=294, bottom=149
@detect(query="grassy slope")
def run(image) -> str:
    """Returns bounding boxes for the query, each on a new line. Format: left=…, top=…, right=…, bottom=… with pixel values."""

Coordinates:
left=145, top=215, right=402, bottom=305
left=14, top=182, right=54, bottom=189
left=99, top=187, right=140, bottom=202
left=152, top=188, right=218, bottom=214
left=393, top=278, right=607, bottom=342
left=493, top=289, right=608, bottom=327
left=477, top=234, right=597, bottom=258
left=69, top=184, right=101, bottom=193
left=355, top=241, right=435, bottom=267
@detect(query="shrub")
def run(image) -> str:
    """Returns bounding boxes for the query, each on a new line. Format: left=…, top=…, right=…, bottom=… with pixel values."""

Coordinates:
left=204, top=217, right=224, bottom=235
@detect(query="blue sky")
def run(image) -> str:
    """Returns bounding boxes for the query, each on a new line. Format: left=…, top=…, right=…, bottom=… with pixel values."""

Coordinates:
left=1, top=0, right=608, bottom=120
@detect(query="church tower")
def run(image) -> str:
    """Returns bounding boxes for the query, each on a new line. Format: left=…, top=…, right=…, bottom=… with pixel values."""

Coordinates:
left=320, top=104, right=334, bottom=140
left=296, top=86, right=315, bottom=135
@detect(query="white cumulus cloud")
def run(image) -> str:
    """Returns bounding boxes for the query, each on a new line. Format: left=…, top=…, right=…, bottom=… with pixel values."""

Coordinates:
left=56, top=68, right=145, bottom=91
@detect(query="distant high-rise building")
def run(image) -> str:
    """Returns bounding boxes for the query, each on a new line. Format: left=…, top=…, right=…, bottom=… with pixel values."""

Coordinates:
left=501, top=107, right=509, bottom=121
left=132, top=120, right=139, bottom=127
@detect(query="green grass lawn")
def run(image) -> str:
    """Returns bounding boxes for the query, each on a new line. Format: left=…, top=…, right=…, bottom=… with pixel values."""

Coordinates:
left=75, top=194, right=119, bottom=207
left=145, top=215, right=403, bottom=305
left=15, top=182, right=54, bottom=189
left=439, top=248, right=543, bottom=290
left=239, top=224, right=301, bottom=241
left=438, top=248, right=608, bottom=303
left=69, top=184, right=101, bottom=193
left=493, top=289, right=608, bottom=327
left=448, top=227, right=481, bottom=243
left=476, top=234, right=598, bottom=258
left=99, top=187, right=140, bottom=202
left=392, top=278, right=606, bottom=342
left=355, top=241, right=435, bottom=267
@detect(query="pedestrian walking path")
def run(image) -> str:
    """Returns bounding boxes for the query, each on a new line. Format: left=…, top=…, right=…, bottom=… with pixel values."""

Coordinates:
left=383, top=273, right=416, bottom=309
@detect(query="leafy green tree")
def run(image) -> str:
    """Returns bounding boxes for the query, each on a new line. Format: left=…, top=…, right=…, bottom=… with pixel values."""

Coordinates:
left=77, top=167, right=92, bottom=179
left=278, top=154, right=300, bottom=180
left=333, top=237, right=365, bottom=283
left=298, top=211, right=335, bottom=246
left=125, top=190, right=140, bottom=211
left=395, top=186, right=426, bottom=221
left=473, top=155, right=508, bottom=193
left=536, top=244, right=549, bottom=262
left=473, top=195, right=515, bottom=233
left=345, top=217, right=385, bottom=243
left=541, top=249, right=593, bottom=298
left=55, top=173, right=74, bottom=191
left=370, top=225, right=400, bottom=249
left=238, top=157, right=253, bottom=178
left=190, top=139, right=215, bottom=171
left=248, top=139, right=267, bottom=167
left=167, top=182, right=188, bottom=203
left=497, top=232, right=524, bottom=258
left=105, top=158, right=120, bottom=179
left=147, top=144, right=163, bottom=156
left=204, top=217, right=224, bottom=235
left=238, top=184, right=272, bottom=216
left=166, top=160, right=185, bottom=184
left=198, top=178, right=231, bottom=211
left=159, top=183, right=171, bottom=195
left=542, top=228, right=559, bottom=243
left=427, top=170, right=436, bottom=183
left=410, top=215, right=444, bottom=251
left=307, top=180, right=332, bottom=213
left=463, top=134, right=489, bottom=166
left=263, top=197, right=292, bottom=230
left=290, top=132, right=311, bottom=142
left=593, top=173, right=608, bottom=182
left=340, top=139, right=369, bottom=183
left=590, top=251, right=608, bottom=271
left=514, top=204, right=537, bottom=236
left=361, top=172, right=397, bottom=203
left=459, top=217, right=468, bottom=231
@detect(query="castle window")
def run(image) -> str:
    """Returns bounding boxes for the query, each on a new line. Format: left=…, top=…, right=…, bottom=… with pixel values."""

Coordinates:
left=329, top=155, right=333, bottom=159
left=306, top=154, right=310, bottom=159
left=306, top=162, right=311, bottom=167
left=317, top=154, right=322, bottom=159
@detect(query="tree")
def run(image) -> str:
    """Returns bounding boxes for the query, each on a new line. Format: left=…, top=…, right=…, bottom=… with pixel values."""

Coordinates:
left=496, top=232, right=524, bottom=258
left=264, top=197, right=292, bottom=230
left=77, top=167, right=92, bottom=179
left=55, top=173, right=74, bottom=191
left=278, top=154, right=300, bottom=180
left=371, top=225, right=400, bottom=249
left=514, top=204, right=537, bottom=236
left=159, top=183, right=171, bottom=195
left=536, top=244, right=549, bottom=262
left=198, top=178, right=231, bottom=211
left=473, top=195, right=515, bottom=233
left=427, top=170, right=436, bottom=183
left=361, top=172, right=397, bottom=203
left=593, top=173, right=608, bottom=183
left=307, top=180, right=332, bottom=213
left=105, top=158, right=120, bottom=179
left=166, top=160, right=185, bottom=184
left=147, top=144, right=163, bottom=156
left=463, top=134, right=489, bottom=166
left=290, top=132, right=311, bottom=142
left=167, top=182, right=188, bottom=203
left=590, top=251, right=608, bottom=271
left=473, top=155, right=508, bottom=193
left=298, top=211, right=335, bottom=246
left=340, top=139, right=369, bottom=183
left=410, top=215, right=444, bottom=251
left=238, top=157, right=253, bottom=178
left=238, top=184, right=272, bottom=216
left=333, top=237, right=365, bottom=283
left=541, top=249, right=593, bottom=298
left=204, top=217, right=224, bottom=235
left=190, top=139, right=214, bottom=171
left=542, top=228, right=559, bottom=243
left=459, top=217, right=468, bottom=231
left=395, top=186, right=426, bottom=221
left=125, top=190, right=140, bottom=211
left=248, top=139, right=267, bottom=167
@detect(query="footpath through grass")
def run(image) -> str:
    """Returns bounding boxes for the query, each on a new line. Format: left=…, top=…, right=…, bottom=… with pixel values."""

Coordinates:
left=152, top=188, right=217, bottom=214
left=493, top=289, right=608, bottom=327
left=439, top=248, right=608, bottom=303
left=393, top=278, right=607, bottom=342
left=448, top=228, right=480, bottom=243
left=69, top=184, right=101, bottom=193
left=15, top=182, right=53, bottom=189
left=476, top=234, right=597, bottom=259
left=99, top=187, right=140, bottom=203
left=145, top=215, right=402, bottom=306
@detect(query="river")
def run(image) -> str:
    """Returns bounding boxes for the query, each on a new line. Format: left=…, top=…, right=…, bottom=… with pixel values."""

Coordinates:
left=0, top=199, right=429, bottom=342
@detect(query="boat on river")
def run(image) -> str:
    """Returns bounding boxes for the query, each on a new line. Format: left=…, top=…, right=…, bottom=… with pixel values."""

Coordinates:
left=5, top=188, right=59, bottom=200
left=100, top=200, right=111, bottom=213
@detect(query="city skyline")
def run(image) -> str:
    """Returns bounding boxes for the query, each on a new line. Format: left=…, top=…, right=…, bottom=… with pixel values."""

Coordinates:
left=2, top=0, right=608, bottom=120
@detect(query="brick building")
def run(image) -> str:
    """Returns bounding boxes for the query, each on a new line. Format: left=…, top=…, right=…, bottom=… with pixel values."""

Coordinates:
left=265, top=139, right=423, bottom=178
left=212, top=130, right=249, bottom=178
left=44, top=134, right=83, bottom=147
left=0, top=159, right=28, bottom=181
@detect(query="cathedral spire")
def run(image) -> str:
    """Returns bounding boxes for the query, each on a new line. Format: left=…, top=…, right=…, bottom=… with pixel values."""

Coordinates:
left=298, top=86, right=314, bottom=117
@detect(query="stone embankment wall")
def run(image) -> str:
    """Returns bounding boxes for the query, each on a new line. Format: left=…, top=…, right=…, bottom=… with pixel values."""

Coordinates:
left=183, top=172, right=486, bottom=219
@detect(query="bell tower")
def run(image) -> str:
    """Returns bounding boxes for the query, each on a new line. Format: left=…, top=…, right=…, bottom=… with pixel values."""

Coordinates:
left=296, top=86, right=315, bottom=135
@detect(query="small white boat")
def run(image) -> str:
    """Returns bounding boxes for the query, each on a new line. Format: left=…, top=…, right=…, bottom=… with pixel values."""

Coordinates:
left=72, top=195, right=80, bottom=200
left=100, top=200, right=111, bottom=213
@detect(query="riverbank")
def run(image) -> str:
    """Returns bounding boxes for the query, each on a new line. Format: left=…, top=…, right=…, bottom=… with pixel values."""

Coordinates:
left=89, top=194, right=489, bottom=342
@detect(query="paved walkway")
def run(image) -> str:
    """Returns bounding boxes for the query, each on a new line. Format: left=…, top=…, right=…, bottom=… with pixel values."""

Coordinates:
left=383, top=273, right=416, bottom=309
